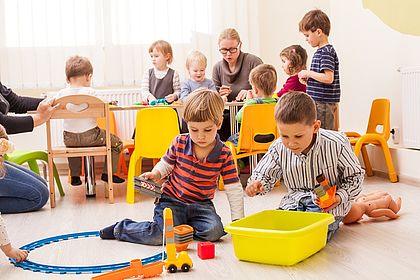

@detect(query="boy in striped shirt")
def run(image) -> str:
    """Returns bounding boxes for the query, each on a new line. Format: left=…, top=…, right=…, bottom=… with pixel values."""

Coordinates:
left=246, top=91, right=364, bottom=241
left=100, top=89, right=244, bottom=245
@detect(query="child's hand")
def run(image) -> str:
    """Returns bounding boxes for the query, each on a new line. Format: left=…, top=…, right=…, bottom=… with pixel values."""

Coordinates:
left=165, top=94, right=177, bottom=103
left=322, top=194, right=342, bottom=213
left=0, top=138, right=14, bottom=155
left=141, top=171, right=161, bottom=183
left=245, top=181, right=264, bottom=197
left=298, top=70, right=309, bottom=85
left=221, top=96, right=228, bottom=103
left=2, top=244, right=28, bottom=263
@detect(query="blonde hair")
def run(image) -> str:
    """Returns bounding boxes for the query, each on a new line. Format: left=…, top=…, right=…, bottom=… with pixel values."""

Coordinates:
left=275, top=91, right=316, bottom=125
left=183, top=89, right=224, bottom=124
left=65, top=55, right=93, bottom=81
left=280, top=45, right=308, bottom=75
left=149, top=40, right=174, bottom=64
left=185, top=51, right=207, bottom=70
left=249, top=64, right=277, bottom=97
left=218, top=28, right=241, bottom=44
left=299, top=9, right=331, bottom=36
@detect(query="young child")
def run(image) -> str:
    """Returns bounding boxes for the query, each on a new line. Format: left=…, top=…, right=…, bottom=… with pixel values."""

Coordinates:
left=227, top=64, right=278, bottom=146
left=99, top=89, right=244, bottom=245
left=140, top=40, right=181, bottom=103
left=179, top=50, right=216, bottom=102
left=277, top=44, right=307, bottom=98
left=298, top=9, right=340, bottom=131
left=56, top=55, right=124, bottom=186
left=0, top=125, right=28, bottom=263
left=245, top=91, right=364, bottom=241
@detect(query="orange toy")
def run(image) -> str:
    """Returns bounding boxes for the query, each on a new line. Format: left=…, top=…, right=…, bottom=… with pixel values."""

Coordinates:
left=91, top=259, right=162, bottom=280
left=343, top=191, right=402, bottom=224
left=313, top=174, right=336, bottom=209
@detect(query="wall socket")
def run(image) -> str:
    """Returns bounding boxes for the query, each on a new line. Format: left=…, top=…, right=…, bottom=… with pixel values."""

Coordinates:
left=391, top=127, right=400, bottom=144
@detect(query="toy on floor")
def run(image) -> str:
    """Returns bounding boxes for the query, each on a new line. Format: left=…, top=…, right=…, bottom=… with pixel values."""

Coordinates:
left=313, top=174, right=336, bottom=209
left=91, top=259, right=163, bottom=280
left=343, top=191, right=402, bottom=224
left=134, top=177, right=162, bottom=198
left=163, top=208, right=193, bottom=273
left=174, top=225, right=193, bottom=252
left=11, top=231, right=164, bottom=274
left=197, top=242, right=215, bottom=260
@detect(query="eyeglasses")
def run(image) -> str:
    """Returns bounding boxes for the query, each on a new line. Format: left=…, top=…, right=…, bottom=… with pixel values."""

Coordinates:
left=219, top=43, right=241, bottom=54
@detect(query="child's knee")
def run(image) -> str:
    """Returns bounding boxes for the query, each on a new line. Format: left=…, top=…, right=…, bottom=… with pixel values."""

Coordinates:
left=195, top=223, right=226, bottom=242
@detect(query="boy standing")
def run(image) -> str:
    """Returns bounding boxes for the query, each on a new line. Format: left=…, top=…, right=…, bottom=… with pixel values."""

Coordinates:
left=100, top=89, right=244, bottom=245
left=56, top=55, right=125, bottom=186
left=246, top=91, right=364, bottom=241
left=298, top=9, right=340, bottom=131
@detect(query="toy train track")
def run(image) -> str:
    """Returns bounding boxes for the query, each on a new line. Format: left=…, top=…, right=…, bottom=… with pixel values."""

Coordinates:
left=10, top=231, right=164, bottom=274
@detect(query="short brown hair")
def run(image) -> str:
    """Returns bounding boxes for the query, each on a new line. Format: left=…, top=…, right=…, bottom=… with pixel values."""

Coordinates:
left=65, top=55, right=93, bottom=81
left=280, top=45, right=308, bottom=74
left=149, top=40, right=173, bottom=64
left=249, top=64, right=277, bottom=97
left=275, top=91, right=316, bottom=125
left=218, top=28, right=241, bottom=44
left=299, top=9, right=331, bottom=36
left=183, top=89, right=224, bottom=124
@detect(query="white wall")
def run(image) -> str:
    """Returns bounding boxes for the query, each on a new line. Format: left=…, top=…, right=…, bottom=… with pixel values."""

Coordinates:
left=258, top=0, right=420, bottom=183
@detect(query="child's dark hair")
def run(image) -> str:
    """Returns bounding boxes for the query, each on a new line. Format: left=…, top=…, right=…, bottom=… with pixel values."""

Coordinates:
left=280, top=45, right=308, bottom=75
left=65, top=55, right=93, bottom=81
left=183, top=89, right=224, bottom=124
left=275, top=91, right=316, bottom=125
left=299, top=9, right=331, bottom=36
left=249, top=64, right=277, bottom=97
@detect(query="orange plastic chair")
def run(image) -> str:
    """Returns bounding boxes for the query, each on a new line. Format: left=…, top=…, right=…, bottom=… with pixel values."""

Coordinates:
left=223, top=104, right=279, bottom=189
left=97, top=111, right=134, bottom=177
left=126, top=107, right=180, bottom=203
left=345, top=98, right=398, bottom=182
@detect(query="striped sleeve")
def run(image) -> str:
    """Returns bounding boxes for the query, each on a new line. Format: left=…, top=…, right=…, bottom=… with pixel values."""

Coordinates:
left=172, top=71, right=181, bottom=98
left=140, top=69, right=153, bottom=101
left=162, top=136, right=179, bottom=167
left=220, top=148, right=240, bottom=185
left=319, top=49, right=336, bottom=72
left=0, top=214, right=10, bottom=246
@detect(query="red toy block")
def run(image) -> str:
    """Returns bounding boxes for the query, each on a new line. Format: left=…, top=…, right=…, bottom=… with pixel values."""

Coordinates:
left=197, top=241, right=215, bottom=260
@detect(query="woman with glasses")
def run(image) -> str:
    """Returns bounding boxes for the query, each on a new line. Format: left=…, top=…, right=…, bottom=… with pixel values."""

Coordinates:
left=212, top=28, right=263, bottom=141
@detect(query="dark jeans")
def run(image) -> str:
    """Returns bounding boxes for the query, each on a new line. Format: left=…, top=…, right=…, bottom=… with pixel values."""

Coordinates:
left=0, top=161, right=49, bottom=213
left=113, top=194, right=226, bottom=245
left=281, top=196, right=343, bottom=242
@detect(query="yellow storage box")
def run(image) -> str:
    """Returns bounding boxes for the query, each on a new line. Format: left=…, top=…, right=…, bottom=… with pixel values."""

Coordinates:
left=225, top=210, right=335, bottom=266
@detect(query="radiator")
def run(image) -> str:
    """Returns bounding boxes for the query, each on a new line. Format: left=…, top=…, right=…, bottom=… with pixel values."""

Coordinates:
left=50, top=89, right=142, bottom=146
left=400, top=66, right=420, bottom=149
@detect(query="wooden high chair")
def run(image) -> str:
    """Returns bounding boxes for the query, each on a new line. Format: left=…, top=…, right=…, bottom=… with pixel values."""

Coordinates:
left=345, top=98, right=398, bottom=183
left=46, top=95, right=114, bottom=208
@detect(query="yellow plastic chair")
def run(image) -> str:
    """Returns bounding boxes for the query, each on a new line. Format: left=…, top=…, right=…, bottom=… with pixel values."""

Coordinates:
left=223, top=104, right=279, bottom=189
left=126, top=107, right=180, bottom=203
left=345, top=98, right=398, bottom=183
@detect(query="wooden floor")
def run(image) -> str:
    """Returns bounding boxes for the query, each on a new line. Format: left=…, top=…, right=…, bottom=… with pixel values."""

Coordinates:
left=1, top=174, right=419, bottom=279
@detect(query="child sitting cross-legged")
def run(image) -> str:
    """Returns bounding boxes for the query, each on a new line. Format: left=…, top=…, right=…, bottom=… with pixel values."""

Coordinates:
left=245, top=91, right=364, bottom=241
left=99, top=89, right=244, bottom=245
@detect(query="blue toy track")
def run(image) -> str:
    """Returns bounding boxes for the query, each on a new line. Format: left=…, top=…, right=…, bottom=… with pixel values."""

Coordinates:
left=10, top=231, right=165, bottom=274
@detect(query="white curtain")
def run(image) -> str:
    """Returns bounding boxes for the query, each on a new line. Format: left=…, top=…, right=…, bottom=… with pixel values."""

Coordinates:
left=0, top=0, right=260, bottom=89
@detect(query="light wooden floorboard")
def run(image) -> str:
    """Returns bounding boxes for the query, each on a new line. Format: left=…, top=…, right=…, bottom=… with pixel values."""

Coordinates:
left=0, top=175, right=419, bottom=279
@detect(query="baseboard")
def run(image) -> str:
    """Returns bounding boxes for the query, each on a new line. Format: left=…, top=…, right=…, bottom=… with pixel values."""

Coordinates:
left=367, top=169, right=420, bottom=186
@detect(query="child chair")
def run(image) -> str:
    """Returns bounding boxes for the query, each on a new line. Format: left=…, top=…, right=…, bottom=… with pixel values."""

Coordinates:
left=4, top=150, right=64, bottom=197
left=126, top=107, right=180, bottom=203
left=46, top=95, right=114, bottom=208
left=345, top=98, right=398, bottom=182
left=224, top=104, right=279, bottom=189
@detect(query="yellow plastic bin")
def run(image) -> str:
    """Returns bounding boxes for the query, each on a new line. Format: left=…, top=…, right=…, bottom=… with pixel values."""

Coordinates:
left=225, top=210, right=335, bottom=266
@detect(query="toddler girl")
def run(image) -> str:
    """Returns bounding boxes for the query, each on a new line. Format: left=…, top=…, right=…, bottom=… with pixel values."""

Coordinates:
left=277, top=45, right=307, bottom=98
left=179, top=50, right=216, bottom=102
left=140, top=40, right=181, bottom=103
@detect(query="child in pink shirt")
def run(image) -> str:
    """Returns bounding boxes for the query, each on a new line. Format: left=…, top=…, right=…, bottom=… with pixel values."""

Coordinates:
left=277, top=45, right=307, bottom=97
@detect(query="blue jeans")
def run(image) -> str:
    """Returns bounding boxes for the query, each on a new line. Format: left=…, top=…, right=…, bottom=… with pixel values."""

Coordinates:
left=114, top=194, right=226, bottom=245
left=0, top=161, right=49, bottom=213
left=281, top=196, right=343, bottom=242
